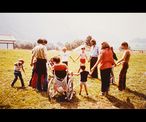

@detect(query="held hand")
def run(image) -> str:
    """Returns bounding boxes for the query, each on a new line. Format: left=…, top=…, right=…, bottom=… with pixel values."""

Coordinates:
left=30, top=63, right=33, bottom=67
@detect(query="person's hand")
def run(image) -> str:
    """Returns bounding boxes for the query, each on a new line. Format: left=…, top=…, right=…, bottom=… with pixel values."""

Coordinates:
left=90, top=67, right=95, bottom=73
left=30, top=63, right=33, bottom=67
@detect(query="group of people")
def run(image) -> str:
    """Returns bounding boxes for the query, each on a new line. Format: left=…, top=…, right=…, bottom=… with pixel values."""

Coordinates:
left=11, top=36, right=131, bottom=97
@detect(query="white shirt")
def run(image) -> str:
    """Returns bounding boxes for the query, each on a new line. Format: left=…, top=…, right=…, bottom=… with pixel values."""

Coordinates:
left=90, top=45, right=99, bottom=57
left=60, top=52, right=70, bottom=62
left=32, top=44, right=48, bottom=60
left=80, top=52, right=87, bottom=59
left=14, top=63, right=23, bottom=71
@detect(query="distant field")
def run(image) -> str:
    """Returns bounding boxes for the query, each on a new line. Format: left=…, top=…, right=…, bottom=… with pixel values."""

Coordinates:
left=0, top=49, right=146, bottom=109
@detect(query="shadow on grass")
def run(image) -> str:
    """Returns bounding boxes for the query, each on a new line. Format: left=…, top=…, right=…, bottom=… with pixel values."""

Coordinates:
left=12, top=86, right=28, bottom=91
left=106, top=95, right=135, bottom=109
left=54, top=95, right=80, bottom=109
left=82, top=96, right=97, bottom=103
left=0, top=104, right=11, bottom=109
left=125, top=88, right=146, bottom=100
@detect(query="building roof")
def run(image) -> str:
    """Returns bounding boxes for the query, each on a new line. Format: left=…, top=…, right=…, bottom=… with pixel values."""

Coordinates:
left=0, top=34, right=16, bottom=44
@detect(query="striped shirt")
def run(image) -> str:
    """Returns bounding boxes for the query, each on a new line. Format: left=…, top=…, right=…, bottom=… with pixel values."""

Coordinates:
left=32, top=44, right=48, bottom=60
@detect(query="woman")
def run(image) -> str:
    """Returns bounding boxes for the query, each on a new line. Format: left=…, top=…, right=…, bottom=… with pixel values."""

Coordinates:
left=89, top=39, right=99, bottom=78
left=91, top=42, right=115, bottom=96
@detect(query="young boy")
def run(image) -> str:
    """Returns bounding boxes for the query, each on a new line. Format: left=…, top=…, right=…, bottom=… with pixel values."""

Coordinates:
left=11, top=59, right=25, bottom=88
left=74, top=65, right=89, bottom=96
left=75, top=46, right=88, bottom=73
left=116, top=42, right=131, bottom=91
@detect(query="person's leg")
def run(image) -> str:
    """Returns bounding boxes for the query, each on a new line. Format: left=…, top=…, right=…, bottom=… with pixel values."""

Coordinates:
left=18, top=72, right=25, bottom=87
left=118, top=63, right=128, bottom=91
left=79, top=83, right=82, bottom=95
left=91, top=57, right=98, bottom=78
left=84, top=83, right=88, bottom=95
left=11, top=73, right=18, bottom=87
left=106, top=68, right=112, bottom=94
left=100, top=69, right=107, bottom=95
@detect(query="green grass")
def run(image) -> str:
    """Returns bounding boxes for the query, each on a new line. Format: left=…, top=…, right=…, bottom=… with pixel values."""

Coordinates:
left=0, top=49, right=146, bottom=109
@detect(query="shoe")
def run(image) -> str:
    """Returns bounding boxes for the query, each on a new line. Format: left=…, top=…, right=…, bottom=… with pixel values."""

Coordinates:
left=11, top=84, right=14, bottom=87
left=99, top=92, right=105, bottom=96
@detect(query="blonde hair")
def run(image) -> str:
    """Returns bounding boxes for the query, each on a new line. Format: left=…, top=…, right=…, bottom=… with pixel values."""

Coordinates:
left=101, top=42, right=110, bottom=49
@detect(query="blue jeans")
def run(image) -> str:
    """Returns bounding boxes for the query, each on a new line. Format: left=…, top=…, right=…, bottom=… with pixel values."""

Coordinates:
left=11, top=71, right=24, bottom=87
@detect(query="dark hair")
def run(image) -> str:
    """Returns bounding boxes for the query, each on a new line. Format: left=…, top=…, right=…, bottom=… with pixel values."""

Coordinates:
left=101, top=42, right=110, bottom=49
left=121, top=42, right=128, bottom=47
left=80, top=65, right=86, bottom=70
left=43, top=39, right=47, bottom=44
left=52, top=56, right=61, bottom=64
left=37, top=38, right=44, bottom=44
left=90, top=39, right=96, bottom=45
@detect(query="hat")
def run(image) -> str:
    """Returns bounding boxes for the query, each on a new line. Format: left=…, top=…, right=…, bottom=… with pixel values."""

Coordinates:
left=18, top=59, right=24, bottom=63
left=81, top=45, right=85, bottom=49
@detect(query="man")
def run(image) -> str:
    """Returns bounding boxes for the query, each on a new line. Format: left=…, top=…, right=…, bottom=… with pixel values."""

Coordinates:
left=116, top=42, right=131, bottom=91
left=89, top=39, right=99, bottom=78
left=30, top=38, right=48, bottom=91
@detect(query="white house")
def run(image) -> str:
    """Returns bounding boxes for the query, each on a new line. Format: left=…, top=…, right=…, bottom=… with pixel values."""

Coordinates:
left=0, top=34, right=16, bottom=49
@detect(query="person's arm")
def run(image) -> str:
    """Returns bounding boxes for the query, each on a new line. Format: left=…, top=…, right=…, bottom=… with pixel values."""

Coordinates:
left=73, top=73, right=80, bottom=76
left=30, top=55, right=35, bottom=66
left=44, top=46, right=49, bottom=61
left=22, top=65, right=25, bottom=74
left=85, top=54, right=88, bottom=61
left=90, top=52, right=103, bottom=73
left=116, top=51, right=126, bottom=64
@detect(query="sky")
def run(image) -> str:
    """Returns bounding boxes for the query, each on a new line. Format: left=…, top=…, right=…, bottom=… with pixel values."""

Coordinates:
left=0, top=13, right=146, bottom=49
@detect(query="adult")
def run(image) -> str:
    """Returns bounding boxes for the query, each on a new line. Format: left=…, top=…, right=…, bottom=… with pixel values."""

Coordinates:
left=91, top=42, right=115, bottom=96
left=89, top=39, right=99, bottom=78
left=30, top=38, right=48, bottom=92
left=117, top=42, right=131, bottom=91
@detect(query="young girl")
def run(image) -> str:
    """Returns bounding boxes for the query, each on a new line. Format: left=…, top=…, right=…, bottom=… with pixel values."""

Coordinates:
left=116, top=42, right=131, bottom=91
left=11, top=59, right=25, bottom=88
left=75, top=46, right=88, bottom=73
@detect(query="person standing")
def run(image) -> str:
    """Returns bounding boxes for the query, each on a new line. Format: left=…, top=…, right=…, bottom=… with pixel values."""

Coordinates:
left=59, top=47, right=75, bottom=66
left=11, top=59, right=25, bottom=88
left=30, top=38, right=48, bottom=92
left=116, top=42, right=131, bottom=91
left=89, top=39, right=99, bottom=78
left=91, top=42, right=115, bottom=96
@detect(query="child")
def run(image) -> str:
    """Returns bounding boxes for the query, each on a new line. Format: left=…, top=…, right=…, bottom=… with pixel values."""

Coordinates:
left=74, top=65, right=89, bottom=96
left=116, top=42, right=131, bottom=91
left=11, top=59, right=25, bottom=88
left=59, top=47, right=75, bottom=66
left=110, top=47, right=118, bottom=84
left=75, top=46, right=88, bottom=73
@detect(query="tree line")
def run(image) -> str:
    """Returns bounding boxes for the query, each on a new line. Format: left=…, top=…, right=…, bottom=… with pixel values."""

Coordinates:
left=14, top=39, right=84, bottom=50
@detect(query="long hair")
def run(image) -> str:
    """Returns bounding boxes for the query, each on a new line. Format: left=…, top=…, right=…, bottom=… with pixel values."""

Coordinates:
left=101, top=42, right=110, bottom=49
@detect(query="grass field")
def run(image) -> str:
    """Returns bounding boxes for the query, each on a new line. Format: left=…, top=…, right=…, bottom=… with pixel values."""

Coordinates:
left=0, top=49, right=146, bottom=109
